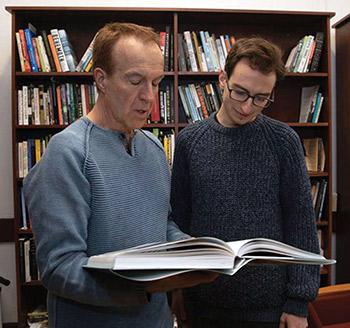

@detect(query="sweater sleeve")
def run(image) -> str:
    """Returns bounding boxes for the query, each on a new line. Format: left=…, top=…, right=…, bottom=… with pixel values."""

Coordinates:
left=170, top=130, right=193, bottom=234
left=23, top=132, right=148, bottom=308
left=278, top=129, right=320, bottom=317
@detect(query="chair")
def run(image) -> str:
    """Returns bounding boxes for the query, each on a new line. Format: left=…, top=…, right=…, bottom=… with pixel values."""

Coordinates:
left=308, top=283, right=350, bottom=327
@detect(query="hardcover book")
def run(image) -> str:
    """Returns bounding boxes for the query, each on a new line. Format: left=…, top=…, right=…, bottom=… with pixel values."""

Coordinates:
left=84, top=236, right=335, bottom=282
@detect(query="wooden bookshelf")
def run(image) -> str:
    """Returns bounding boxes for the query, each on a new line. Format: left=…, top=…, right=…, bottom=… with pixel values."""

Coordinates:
left=333, top=13, right=350, bottom=284
left=6, top=7, right=334, bottom=326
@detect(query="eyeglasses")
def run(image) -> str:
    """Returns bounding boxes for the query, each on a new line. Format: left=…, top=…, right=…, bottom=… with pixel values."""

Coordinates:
left=226, top=82, right=274, bottom=108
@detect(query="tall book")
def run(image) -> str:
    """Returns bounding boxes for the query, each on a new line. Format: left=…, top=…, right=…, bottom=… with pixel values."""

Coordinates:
left=58, top=29, right=78, bottom=72
left=50, top=29, right=70, bottom=72
left=310, top=32, right=324, bottom=72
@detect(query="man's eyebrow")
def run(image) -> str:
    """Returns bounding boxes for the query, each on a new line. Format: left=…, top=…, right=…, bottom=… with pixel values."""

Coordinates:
left=232, top=83, right=271, bottom=96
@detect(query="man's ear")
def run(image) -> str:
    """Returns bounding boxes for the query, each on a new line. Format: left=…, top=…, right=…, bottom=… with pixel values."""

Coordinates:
left=218, top=70, right=227, bottom=89
left=93, top=68, right=107, bottom=94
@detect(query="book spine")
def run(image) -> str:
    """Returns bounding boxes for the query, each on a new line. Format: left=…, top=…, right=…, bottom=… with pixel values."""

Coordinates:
left=15, top=32, right=26, bottom=72
left=18, top=29, right=31, bottom=72
left=58, top=29, right=77, bottom=72
left=76, top=34, right=96, bottom=72
left=48, top=34, right=62, bottom=72
left=41, top=30, right=56, bottom=72
left=183, top=31, right=198, bottom=72
left=50, top=29, right=70, bottom=72
left=310, top=32, right=324, bottom=72
left=37, top=36, right=51, bottom=72
left=24, top=28, right=38, bottom=72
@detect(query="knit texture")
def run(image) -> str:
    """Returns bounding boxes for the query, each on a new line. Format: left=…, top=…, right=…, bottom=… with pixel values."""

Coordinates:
left=24, top=117, right=183, bottom=328
left=171, top=113, right=320, bottom=322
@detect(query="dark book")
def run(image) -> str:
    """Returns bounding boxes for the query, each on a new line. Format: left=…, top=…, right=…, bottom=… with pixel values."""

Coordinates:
left=310, top=32, right=324, bottom=72
left=40, top=30, right=56, bottom=72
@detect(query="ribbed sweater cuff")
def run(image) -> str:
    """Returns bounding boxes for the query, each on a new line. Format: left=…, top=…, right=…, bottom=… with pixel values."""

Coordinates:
left=283, top=298, right=308, bottom=317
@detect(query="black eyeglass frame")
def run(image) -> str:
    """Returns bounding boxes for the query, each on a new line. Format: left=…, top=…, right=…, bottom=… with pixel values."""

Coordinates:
left=226, top=82, right=275, bottom=108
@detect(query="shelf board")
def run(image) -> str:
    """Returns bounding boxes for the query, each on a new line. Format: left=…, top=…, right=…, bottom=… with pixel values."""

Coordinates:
left=308, top=172, right=328, bottom=177
left=15, top=71, right=175, bottom=77
left=16, top=123, right=176, bottom=129
left=21, top=280, right=42, bottom=286
left=288, top=122, right=328, bottom=127
left=17, top=228, right=32, bottom=235
left=285, top=72, right=328, bottom=77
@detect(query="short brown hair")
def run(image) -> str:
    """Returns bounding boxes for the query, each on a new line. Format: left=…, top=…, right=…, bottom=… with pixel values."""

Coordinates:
left=225, top=37, right=286, bottom=81
left=93, top=22, right=160, bottom=74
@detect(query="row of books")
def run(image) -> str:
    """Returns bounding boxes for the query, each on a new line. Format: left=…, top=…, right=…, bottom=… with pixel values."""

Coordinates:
left=178, top=81, right=222, bottom=123
left=152, top=129, right=175, bottom=166
left=17, top=137, right=51, bottom=179
left=16, top=23, right=78, bottom=73
left=285, top=32, right=324, bottom=73
left=303, top=137, right=325, bottom=173
left=178, top=31, right=235, bottom=72
left=17, top=82, right=98, bottom=126
left=149, top=82, right=175, bottom=124
left=311, top=179, right=328, bottom=221
left=16, top=23, right=174, bottom=73
left=18, top=237, right=39, bottom=283
left=16, top=129, right=174, bottom=180
left=299, top=85, right=324, bottom=123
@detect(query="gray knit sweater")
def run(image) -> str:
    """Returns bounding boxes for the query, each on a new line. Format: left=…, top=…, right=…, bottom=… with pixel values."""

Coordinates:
left=24, top=117, right=187, bottom=328
left=170, top=113, right=320, bottom=322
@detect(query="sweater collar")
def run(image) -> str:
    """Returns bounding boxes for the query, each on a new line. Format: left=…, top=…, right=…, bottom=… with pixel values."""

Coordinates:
left=208, top=112, right=263, bottom=136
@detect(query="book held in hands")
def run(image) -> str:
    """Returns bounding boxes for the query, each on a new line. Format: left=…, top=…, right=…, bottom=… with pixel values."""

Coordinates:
left=84, top=236, right=335, bottom=282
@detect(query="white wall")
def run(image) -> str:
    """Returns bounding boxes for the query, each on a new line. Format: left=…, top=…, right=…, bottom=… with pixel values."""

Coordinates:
left=1, top=0, right=348, bottom=323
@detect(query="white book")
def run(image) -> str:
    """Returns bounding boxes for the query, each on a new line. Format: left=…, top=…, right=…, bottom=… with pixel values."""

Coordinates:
left=33, top=87, right=40, bottom=125
left=18, top=142, right=23, bottom=178
left=17, top=90, right=23, bottom=125
left=215, top=38, right=226, bottom=70
left=50, top=29, right=70, bottom=72
left=22, top=141, right=28, bottom=177
left=22, top=86, right=29, bottom=125
left=15, top=32, right=25, bottom=72
left=220, top=35, right=228, bottom=59
left=37, top=35, right=51, bottom=72
left=183, top=31, right=198, bottom=72
left=84, top=236, right=335, bottom=282
left=206, top=34, right=220, bottom=71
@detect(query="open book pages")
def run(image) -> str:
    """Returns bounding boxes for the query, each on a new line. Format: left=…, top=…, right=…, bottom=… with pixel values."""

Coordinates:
left=84, top=237, right=335, bottom=282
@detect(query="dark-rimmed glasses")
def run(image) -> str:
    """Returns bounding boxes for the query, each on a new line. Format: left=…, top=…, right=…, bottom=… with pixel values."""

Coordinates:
left=226, top=82, right=274, bottom=108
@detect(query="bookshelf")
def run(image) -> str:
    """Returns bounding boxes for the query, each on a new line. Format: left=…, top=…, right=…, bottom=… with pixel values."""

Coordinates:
left=333, top=13, right=350, bottom=284
left=6, top=7, right=334, bottom=326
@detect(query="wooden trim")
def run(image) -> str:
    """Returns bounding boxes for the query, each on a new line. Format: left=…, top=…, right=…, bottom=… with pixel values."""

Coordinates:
left=0, top=219, right=14, bottom=242
left=5, top=6, right=335, bottom=17
left=332, top=13, right=350, bottom=28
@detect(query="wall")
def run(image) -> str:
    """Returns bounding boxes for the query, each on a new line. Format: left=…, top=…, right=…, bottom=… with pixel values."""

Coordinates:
left=1, top=0, right=348, bottom=324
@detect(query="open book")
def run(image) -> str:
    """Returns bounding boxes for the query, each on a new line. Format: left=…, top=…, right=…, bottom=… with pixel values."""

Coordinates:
left=84, top=237, right=335, bottom=282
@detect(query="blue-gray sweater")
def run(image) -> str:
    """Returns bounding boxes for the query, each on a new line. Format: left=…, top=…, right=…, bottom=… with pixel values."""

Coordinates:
left=170, top=113, right=320, bottom=322
left=24, top=117, right=186, bottom=328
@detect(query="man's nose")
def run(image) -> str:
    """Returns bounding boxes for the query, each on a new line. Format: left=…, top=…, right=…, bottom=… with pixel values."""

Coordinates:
left=140, top=83, right=155, bottom=102
left=241, top=97, right=255, bottom=115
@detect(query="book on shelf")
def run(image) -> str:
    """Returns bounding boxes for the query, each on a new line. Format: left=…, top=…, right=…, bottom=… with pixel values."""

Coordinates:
left=299, top=85, right=320, bottom=123
left=303, top=137, right=325, bottom=172
left=84, top=236, right=335, bottom=282
left=58, top=29, right=78, bottom=72
left=310, top=32, right=324, bottom=72
left=50, top=28, right=70, bottom=72
left=285, top=33, right=324, bottom=73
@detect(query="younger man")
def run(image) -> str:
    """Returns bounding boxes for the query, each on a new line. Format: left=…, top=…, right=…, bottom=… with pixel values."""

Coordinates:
left=171, top=37, right=320, bottom=328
